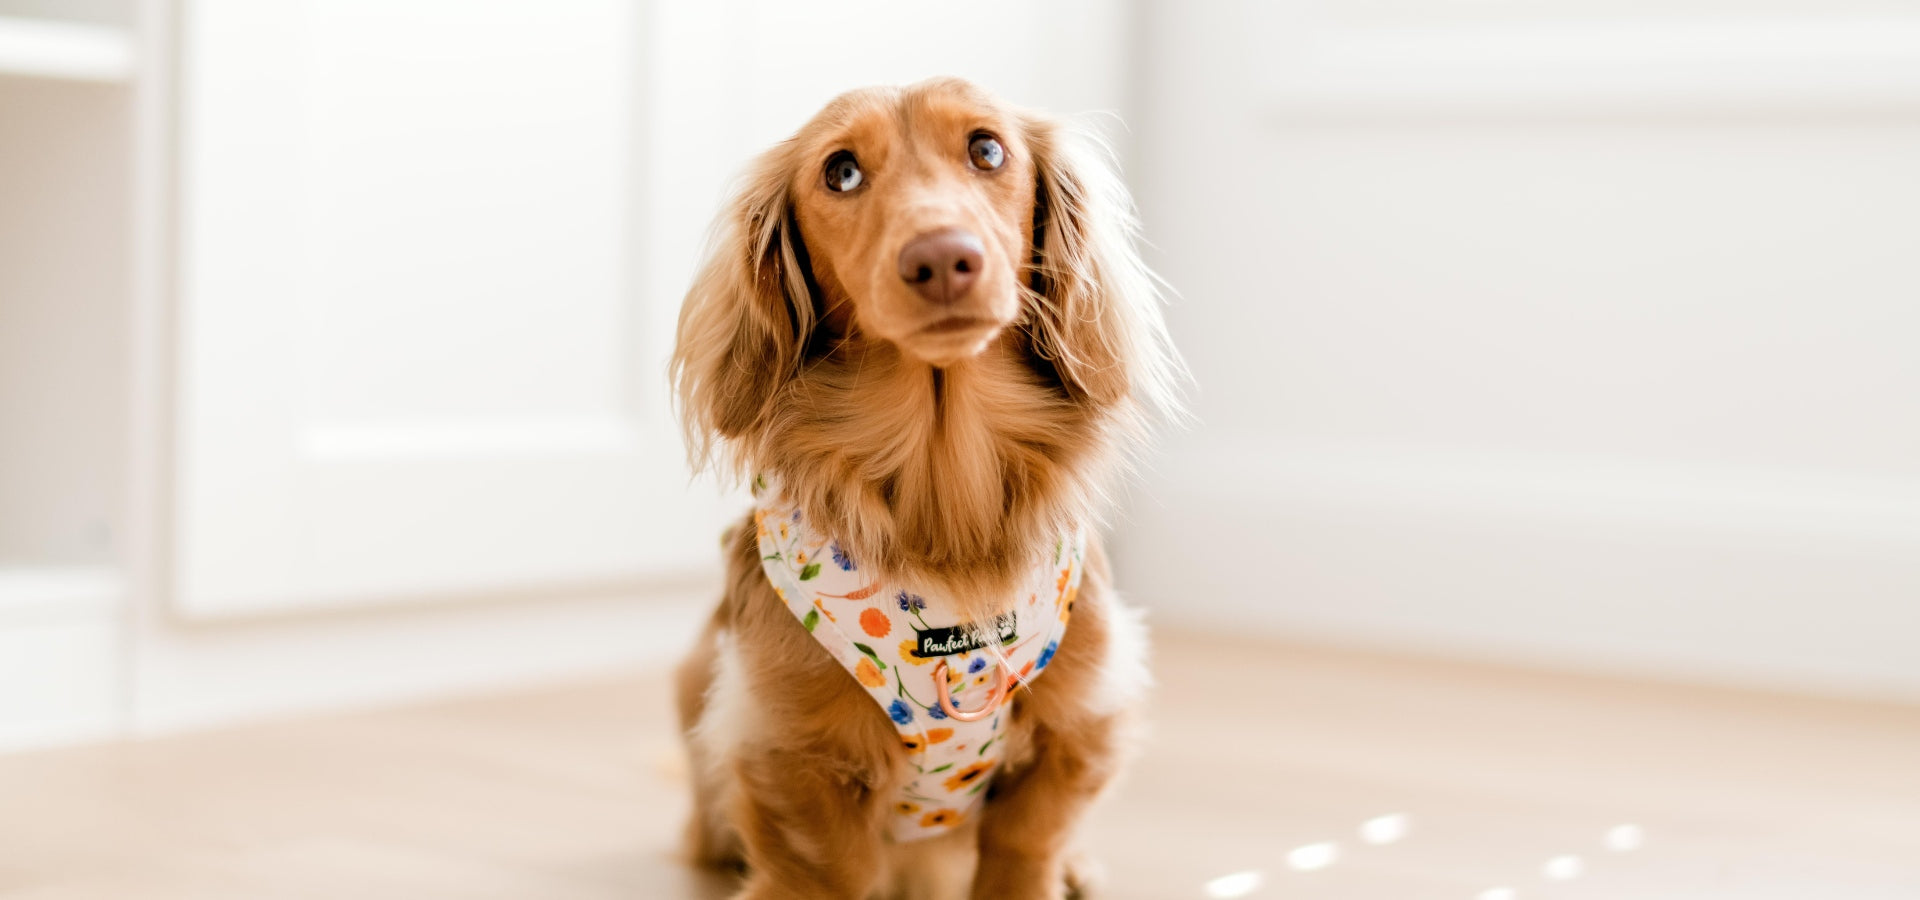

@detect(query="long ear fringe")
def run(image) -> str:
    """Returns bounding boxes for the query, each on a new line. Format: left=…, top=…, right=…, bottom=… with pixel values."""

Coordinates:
left=1023, top=113, right=1192, bottom=447
left=670, top=146, right=814, bottom=480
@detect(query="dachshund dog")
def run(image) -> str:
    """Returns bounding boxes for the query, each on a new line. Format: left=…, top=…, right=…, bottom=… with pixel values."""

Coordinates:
left=670, top=77, right=1181, bottom=900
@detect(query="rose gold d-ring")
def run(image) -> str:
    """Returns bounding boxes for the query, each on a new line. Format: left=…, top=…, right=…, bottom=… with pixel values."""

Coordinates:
left=930, top=661, right=1009, bottom=723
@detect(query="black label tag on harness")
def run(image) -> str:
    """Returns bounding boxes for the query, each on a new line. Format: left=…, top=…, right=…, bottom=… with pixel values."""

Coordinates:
left=912, top=615, right=1017, bottom=658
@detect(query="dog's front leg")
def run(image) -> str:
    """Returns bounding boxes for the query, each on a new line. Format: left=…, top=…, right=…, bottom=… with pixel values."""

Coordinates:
left=968, top=717, right=1122, bottom=900
left=731, top=743, right=886, bottom=900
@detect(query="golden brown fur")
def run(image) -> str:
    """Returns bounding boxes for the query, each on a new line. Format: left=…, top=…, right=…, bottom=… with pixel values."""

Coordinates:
left=670, top=78, right=1180, bottom=900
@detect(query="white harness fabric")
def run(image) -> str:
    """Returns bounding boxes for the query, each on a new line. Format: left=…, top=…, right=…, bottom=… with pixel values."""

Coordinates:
left=752, top=477, right=1084, bottom=842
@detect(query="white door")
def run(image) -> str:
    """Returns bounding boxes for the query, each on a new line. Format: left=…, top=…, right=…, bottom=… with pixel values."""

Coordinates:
left=173, top=0, right=727, bottom=617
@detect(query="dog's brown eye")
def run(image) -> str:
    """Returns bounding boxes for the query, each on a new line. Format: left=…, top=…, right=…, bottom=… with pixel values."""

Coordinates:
left=968, top=134, right=1005, bottom=171
left=825, top=151, right=863, bottom=192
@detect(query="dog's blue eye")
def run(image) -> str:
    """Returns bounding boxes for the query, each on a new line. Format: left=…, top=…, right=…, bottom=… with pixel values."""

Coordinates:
left=825, top=151, right=863, bottom=192
left=968, top=134, right=1004, bottom=171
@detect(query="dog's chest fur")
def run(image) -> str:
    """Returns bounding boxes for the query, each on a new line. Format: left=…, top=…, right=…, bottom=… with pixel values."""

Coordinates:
left=750, top=478, right=1085, bottom=841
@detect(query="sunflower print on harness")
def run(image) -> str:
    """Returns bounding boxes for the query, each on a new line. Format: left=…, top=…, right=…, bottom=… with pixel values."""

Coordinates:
left=751, top=473, right=1085, bottom=841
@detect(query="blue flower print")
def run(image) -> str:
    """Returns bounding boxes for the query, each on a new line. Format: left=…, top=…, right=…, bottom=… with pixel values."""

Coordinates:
left=926, top=702, right=947, bottom=720
left=1035, top=640, right=1059, bottom=670
left=888, top=698, right=915, bottom=725
left=829, top=541, right=855, bottom=571
left=895, top=590, right=926, bottom=612
left=967, top=656, right=987, bottom=674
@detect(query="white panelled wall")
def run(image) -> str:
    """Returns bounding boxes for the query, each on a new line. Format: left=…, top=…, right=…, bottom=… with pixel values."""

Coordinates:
left=1120, top=0, right=1920, bottom=700
left=0, top=0, right=1135, bottom=752
left=8, top=0, right=1916, bottom=756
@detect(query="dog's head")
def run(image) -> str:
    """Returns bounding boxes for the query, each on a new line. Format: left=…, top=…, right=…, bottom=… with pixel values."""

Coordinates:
left=673, top=77, right=1179, bottom=469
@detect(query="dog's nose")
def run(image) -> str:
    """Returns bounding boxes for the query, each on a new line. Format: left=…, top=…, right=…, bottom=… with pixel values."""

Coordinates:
left=897, top=228, right=984, bottom=304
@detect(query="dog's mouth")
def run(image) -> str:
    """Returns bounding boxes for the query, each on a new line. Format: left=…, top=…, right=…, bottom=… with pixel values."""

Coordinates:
left=898, top=313, right=1009, bottom=366
left=915, top=316, right=1000, bottom=336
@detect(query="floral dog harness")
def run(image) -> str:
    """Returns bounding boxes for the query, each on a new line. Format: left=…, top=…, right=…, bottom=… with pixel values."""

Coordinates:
left=752, top=478, right=1084, bottom=842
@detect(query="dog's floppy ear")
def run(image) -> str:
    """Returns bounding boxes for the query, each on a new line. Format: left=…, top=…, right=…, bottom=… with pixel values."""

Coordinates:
left=672, top=146, right=816, bottom=473
left=1022, top=113, right=1183, bottom=421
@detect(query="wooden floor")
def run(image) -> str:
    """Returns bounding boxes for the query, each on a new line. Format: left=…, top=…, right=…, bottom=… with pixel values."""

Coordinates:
left=3, top=630, right=1918, bottom=899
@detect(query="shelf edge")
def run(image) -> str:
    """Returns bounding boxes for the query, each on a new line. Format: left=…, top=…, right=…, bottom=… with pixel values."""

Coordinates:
left=0, top=16, right=134, bottom=83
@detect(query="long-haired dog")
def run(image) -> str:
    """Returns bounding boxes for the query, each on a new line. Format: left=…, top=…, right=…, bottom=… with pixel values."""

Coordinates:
left=669, top=77, right=1181, bottom=900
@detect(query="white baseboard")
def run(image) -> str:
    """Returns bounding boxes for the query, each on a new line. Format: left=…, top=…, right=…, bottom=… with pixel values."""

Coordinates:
left=126, top=576, right=719, bottom=738
left=0, top=566, right=119, bottom=621
left=1117, top=439, right=1920, bottom=702
left=0, top=615, right=120, bottom=752
left=0, top=569, right=722, bottom=754
left=0, top=567, right=122, bottom=752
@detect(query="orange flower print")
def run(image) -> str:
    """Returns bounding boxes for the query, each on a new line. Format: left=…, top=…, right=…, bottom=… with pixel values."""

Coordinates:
left=926, top=728, right=954, bottom=744
left=943, top=761, right=995, bottom=793
left=920, top=808, right=964, bottom=829
left=895, top=801, right=921, bottom=816
left=901, top=732, right=926, bottom=752
left=859, top=608, right=891, bottom=638
left=899, top=639, right=931, bottom=665
left=855, top=657, right=886, bottom=688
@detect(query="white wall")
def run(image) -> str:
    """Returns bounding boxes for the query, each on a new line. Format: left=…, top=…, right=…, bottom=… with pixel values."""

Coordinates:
left=128, top=0, right=1138, bottom=738
left=0, top=0, right=1140, bottom=752
left=1118, top=1, right=1920, bottom=700
left=0, top=52, right=131, bottom=750
left=0, top=77, right=127, bottom=567
left=20, top=0, right=1910, bottom=755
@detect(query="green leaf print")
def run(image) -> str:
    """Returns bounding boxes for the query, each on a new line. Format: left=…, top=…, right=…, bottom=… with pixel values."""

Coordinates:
left=853, top=643, right=887, bottom=670
left=802, top=609, right=820, bottom=632
left=928, top=763, right=954, bottom=774
left=799, top=562, right=822, bottom=581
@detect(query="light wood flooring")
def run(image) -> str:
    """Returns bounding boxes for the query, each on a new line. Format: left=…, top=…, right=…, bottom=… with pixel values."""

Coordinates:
left=2, top=630, right=1917, bottom=899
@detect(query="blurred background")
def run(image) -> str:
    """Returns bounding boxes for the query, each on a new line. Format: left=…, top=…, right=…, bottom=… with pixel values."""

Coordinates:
left=2, top=0, right=1918, bottom=896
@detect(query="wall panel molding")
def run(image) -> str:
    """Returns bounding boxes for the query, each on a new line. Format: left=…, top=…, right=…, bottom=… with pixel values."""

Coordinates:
left=1253, top=16, right=1920, bottom=116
